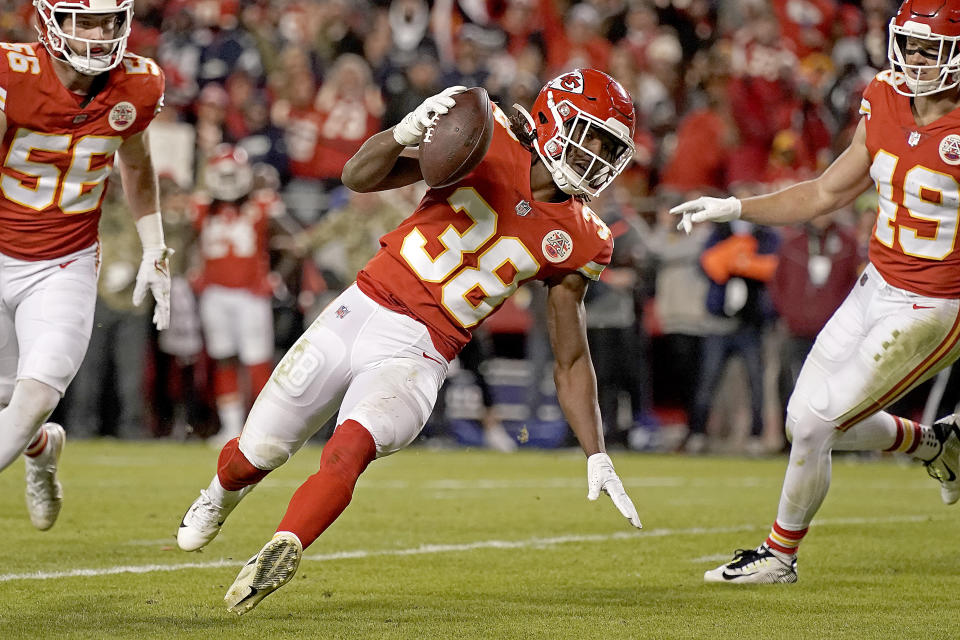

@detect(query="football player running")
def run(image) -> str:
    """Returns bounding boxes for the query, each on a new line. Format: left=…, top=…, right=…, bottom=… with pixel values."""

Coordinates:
left=0, top=0, right=169, bottom=530
left=671, top=0, right=960, bottom=584
left=177, top=69, right=643, bottom=615
left=193, top=145, right=286, bottom=447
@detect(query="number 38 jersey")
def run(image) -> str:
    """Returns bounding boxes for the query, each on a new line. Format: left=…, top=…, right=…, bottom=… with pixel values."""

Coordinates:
left=357, top=103, right=614, bottom=360
left=0, top=42, right=164, bottom=260
left=860, top=72, right=960, bottom=297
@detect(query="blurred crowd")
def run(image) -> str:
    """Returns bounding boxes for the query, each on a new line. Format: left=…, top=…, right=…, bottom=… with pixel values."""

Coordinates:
left=7, top=0, right=953, bottom=453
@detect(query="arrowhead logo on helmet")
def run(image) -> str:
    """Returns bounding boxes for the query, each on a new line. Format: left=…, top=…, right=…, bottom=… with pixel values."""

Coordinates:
left=513, top=69, right=636, bottom=198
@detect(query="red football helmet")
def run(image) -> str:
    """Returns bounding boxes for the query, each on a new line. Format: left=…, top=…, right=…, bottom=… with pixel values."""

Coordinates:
left=888, top=0, right=960, bottom=96
left=515, top=69, right=635, bottom=197
left=205, top=145, right=253, bottom=202
left=34, top=0, right=133, bottom=76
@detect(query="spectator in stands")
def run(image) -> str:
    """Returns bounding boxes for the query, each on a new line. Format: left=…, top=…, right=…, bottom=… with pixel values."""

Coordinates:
left=154, top=176, right=208, bottom=439
left=659, top=46, right=736, bottom=194
left=680, top=217, right=780, bottom=455
left=66, top=178, right=150, bottom=439
left=585, top=200, right=657, bottom=449
left=769, top=211, right=861, bottom=432
left=648, top=197, right=730, bottom=443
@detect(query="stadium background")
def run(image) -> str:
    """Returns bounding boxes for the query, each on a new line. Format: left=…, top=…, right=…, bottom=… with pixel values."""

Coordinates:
left=4, top=0, right=942, bottom=454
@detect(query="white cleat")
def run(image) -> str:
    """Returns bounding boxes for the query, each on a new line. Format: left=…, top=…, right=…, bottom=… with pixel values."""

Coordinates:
left=925, top=415, right=960, bottom=505
left=225, top=532, right=302, bottom=615
left=177, top=486, right=251, bottom=551
left=25, top=423, right=65, bottom=531
left=704, top=545, right=798, bottom=584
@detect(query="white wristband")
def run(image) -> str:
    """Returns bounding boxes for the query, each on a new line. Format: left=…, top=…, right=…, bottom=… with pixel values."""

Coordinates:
left=135, top=212, right=166, bottom=251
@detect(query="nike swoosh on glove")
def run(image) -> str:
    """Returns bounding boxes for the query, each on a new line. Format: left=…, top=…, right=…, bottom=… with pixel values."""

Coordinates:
left=587, top=452, right=642, bottom=529
left=133, top=246, right=173, bottom=330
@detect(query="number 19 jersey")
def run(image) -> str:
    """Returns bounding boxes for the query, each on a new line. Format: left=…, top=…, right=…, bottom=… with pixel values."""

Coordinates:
left=358, top=104, right=614, bottom=361
left=0, top=43, right=164, bottom=260
left=860, top=72, right=960, bottom=297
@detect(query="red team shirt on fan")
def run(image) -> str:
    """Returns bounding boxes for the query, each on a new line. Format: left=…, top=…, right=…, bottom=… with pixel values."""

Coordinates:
left=860, top=72, right=960, bottom=298
left=192, top=190, right=282, bottom=297
left=286, top=99, right=381, bottom=181
left=358, top=103, right=614, bottom=361
left=0, top=42, right=164, bottom=261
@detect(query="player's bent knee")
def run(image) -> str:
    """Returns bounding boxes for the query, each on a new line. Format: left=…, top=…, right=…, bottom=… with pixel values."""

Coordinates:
left=238, top=437, right=292, bottom=470
left=785, top=403, right=837, bottom=450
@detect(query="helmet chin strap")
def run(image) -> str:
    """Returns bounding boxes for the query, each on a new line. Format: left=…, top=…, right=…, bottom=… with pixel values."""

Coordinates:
left=512, top=103, right=584, bottom=197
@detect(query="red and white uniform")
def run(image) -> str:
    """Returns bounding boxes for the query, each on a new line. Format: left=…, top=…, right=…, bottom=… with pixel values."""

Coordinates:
left=193, top=190, right=278, bottom=297
left=194, top=190, right=280, bottom=364
left=0, top=43, right=163, bottom=398
left=860, top=72, right=960, bottom=298
left=0, top=43, right=164, bottom=260
left=359, top=103, right=613, bottom=361
left=236, top=104, right=613, bottom=467
left=786, top=72, right=960, bottom=433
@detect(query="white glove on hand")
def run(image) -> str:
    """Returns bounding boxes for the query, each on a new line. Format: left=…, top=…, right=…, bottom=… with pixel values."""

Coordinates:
left=669, top=196, right=742, bottom=234
left=587, top=453, right=642, bottom=529
left=393, top=86, right=467, bottom=146
left=133, top=246, right=173, bottom=330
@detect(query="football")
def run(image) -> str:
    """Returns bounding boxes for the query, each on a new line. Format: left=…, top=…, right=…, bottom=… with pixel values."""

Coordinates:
left=418, top=87, right=494, bottom=188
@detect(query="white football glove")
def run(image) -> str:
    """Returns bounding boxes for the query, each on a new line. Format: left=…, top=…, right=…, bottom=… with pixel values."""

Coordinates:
left=587, top=453, right=642, bottom=529
left=132, top=246, right=173, bottom=330
left=392, top=86, right=467, bottom=146
left=669, top=196, right=742, bottom=234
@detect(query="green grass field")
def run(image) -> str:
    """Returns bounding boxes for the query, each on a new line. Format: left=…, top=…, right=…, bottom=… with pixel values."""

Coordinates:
left=1, top=440, right=958, bottom=640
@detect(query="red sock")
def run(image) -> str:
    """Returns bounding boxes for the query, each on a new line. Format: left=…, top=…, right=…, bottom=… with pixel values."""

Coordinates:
left=24, top=429, right=47, bottom=458
left=276, top=420, right=376, bottom=549
left=217, top=437, right=270, bottom=490
left=213, top=362, right=239, bottom=398
left=247, top=361, right=272, bottom=399
left=765, top=521, right=808, bottom=555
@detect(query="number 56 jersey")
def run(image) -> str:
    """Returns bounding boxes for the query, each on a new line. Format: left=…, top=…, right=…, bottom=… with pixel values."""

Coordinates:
left=860, top=72, right=960, bottom=298
left=0, top=42, right=164, bottom=261
left=357, top=103, right=614, bottom=361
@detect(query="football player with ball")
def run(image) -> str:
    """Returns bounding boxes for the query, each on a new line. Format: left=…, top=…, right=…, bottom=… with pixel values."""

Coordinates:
left=0, top=0, right=169, bottom=531
left=672, top=0, right=960, bottom=584
left=177, top=69, right=643, bottom=614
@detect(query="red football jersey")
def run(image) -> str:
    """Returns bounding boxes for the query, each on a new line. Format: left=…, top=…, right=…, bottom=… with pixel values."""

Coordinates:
left=358, top=103, right=614, bottom=360
left=193, top=190, right=280, bottom=297
left=859, top=72, right=960, bottom=297
left=0, top=43, right=164, bottom=260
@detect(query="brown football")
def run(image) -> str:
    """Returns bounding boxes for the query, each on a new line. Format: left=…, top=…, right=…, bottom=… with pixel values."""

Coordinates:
left=418, top=87, right=494, bottom=188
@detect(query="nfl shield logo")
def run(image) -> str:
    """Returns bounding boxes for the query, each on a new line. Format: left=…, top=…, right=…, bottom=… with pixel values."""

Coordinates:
left=908, top=131, right=921, bottom=147
left=335, top=305, right=350, bottom=318
left=515, top=200, right=532, bottom=217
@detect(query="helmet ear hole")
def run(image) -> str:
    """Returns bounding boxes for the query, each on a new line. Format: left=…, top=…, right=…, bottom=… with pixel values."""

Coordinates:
left=538, top=112, right=548, bottom=125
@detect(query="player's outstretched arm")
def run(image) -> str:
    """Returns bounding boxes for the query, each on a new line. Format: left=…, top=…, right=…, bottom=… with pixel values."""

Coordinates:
left=117, top=130, right=172, bottom=330
left=671, top=118, right=873, bottom=231
left=342, top=86, right=465, bottom=193
left=546, top=273, right=642, bottom=529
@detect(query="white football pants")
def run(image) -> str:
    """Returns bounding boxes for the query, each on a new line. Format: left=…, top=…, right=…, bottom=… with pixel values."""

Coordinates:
left=778, top=263, right=960, bottom=529
left=236, top=284, right=449, bottom=469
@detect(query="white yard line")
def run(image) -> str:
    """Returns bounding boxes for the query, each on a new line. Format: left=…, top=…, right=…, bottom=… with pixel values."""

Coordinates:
left=0, top=514, right=934, bottom=583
